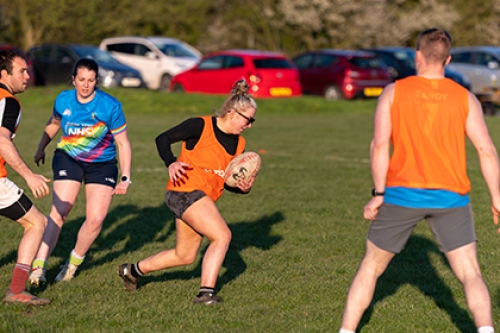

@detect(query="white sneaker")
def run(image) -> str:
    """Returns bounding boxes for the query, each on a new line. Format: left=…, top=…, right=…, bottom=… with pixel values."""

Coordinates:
left=55, top=261, right=79, bottom=282
left=28, top=266, right=47, bottom=287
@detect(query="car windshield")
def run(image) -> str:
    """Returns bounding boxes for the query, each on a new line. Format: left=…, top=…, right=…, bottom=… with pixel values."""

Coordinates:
left=154, top=43, right=199, bottom=58
left=253, top=58, right=293, bottom=69
left=347, top=56, right=385, bottom=69
left=394, top=50, right=416, bottom=70
left=72, top=45, right=122, bottom=65
left=490, top=49, right=500, bottom=58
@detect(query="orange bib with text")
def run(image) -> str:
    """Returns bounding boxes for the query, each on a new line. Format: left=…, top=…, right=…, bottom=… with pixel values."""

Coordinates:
left=387, top=76, right=470, bottom=195
left=166, top=116, right=245, bottom=201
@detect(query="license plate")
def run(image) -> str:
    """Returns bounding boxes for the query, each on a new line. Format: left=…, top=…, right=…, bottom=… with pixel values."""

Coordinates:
left=270, top=87, right=292, bottom=96
left=121, top=78, right=142, bottom=87
left=363, top=87, right=383, bottom=97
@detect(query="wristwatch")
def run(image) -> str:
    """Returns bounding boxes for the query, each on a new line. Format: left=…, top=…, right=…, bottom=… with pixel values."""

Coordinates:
left=121, top=175, right=132, bottom=184
left=372, top=188, right=385, bottom=196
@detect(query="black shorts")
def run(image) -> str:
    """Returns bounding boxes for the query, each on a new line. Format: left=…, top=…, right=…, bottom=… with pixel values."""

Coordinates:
left=0, top=193, right=33, bottom=221
left=165, top=190, right=206, bottom=219
left=52, top=149, right=118, bottom=188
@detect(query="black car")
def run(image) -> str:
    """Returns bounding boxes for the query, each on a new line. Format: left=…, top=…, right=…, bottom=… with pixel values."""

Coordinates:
left=362, top=47, right=471, bottom=90
left=27, top=44, right=145, bottom=88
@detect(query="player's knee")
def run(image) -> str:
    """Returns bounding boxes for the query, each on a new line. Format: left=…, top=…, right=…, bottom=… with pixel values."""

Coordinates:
left=216, top=228, right=232, bottom=246
left=21, top=209, right=48, bottom=230
left=177, top=251, right=198, bottom=265
left=50, top=209, right=70, bottom=226
left=83, top=217, right=105, bottom=232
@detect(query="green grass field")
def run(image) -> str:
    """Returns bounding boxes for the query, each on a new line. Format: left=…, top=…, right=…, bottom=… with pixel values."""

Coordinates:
left=1, top=86, right=499, bottom=332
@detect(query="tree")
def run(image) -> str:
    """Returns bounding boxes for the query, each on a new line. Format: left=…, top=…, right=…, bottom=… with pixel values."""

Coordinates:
left=0, top=0, right=67, bottom=50
left=276, top=0, right=460, bottom=51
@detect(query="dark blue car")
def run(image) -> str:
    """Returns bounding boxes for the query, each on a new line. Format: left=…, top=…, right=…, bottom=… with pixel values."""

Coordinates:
left=362, top=47, right=471, bottom=90
left=27, top=44, right=145, bottom=88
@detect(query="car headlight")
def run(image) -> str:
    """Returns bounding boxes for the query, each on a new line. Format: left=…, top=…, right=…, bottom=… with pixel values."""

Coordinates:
left=99, top=67, right=120, bottom=87
left=100, top=67, right=114, bottom=77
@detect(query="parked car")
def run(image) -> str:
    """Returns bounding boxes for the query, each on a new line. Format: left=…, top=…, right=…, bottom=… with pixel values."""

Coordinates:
left=169, top=49, right=302, bottom=98
left=0, top=43, right=35, bottom=87
left=448, top=46, right=500, bottom=96
left=292, top=49, right=393, bottom=100
left=27, top=44, right=144, bottom=88
left=99, top=36, right=201, bottom=91
left=363, top=47, right=470, bottom=90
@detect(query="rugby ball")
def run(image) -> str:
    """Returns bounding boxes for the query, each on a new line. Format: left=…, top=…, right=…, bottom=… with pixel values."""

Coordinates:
left=224, top=152, right=261, bottom=187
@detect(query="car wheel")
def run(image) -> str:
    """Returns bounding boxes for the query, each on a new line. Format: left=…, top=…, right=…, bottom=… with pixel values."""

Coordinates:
left=482, top=102, right=497, bottom=116
left=324, top=85, right=343, bottom=100
left=172, top=83, right=185, bottom=93
left=160, top=74, right=172, bottom=91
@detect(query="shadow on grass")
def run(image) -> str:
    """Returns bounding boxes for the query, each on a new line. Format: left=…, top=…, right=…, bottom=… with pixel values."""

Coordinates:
left=0, top=250, right=17, bottom=271
left=358, top=235, right=476, bottom=333
left=140, top=211, right=284, bottom=292
left=87, top=202, right=175, bottom=266
left=37, top=202, right=175, bottom=285
left=34, top=200, right=283, bottom=295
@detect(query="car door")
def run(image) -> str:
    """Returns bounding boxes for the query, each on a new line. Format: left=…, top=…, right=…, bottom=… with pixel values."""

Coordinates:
left=50, top=46, right=76, bottom=85
left=187, top=55, right=225, bottom=93
left=218, top=56, right=247, bottom=93
left=292, top=53, right=316, bottom=93
left=311, top=54, right=336, bottom=94
left=105, top=42, right=160, bottom=89
left=472, top=51, right=500, bottom=93
left=28, top=45, right=53, bottom=85
left=449, top=51, right=481, bottom=94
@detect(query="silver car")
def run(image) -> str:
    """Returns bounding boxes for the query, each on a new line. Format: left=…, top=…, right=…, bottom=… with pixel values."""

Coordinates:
left=449, top=46, right=500, bottom=96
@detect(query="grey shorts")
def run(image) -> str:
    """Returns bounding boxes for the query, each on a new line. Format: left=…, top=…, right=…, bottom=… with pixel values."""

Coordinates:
left=368, top=203, right=476, bottom=253
left=164, top=190, right=206, bottom=219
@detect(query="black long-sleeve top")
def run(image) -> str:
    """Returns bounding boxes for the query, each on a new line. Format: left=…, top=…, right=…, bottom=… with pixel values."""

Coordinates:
left=155, top=116, right=246, bottom=194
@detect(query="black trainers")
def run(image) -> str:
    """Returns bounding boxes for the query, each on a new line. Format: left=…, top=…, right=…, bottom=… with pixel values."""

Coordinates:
left=5, top=289, right=50, bottom=306
left=193, top=292, right=222, bottom=305
left=117, top=263, right=139, bottom=291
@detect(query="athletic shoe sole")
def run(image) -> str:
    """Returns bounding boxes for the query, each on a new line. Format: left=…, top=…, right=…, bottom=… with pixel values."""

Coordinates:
left=117, top=263, right=138, bottom=291
left=5, top=289, right=50, bottom=306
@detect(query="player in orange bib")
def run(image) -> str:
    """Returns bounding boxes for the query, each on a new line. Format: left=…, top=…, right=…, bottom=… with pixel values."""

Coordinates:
left=0, top=50, right=51, bottom=305
left=339, top=29, right=498, bottom=333
left=118, top=80, right=257, bottom=304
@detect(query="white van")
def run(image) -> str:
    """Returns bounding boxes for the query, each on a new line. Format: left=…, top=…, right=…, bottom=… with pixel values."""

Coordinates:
left=99, top=36, right=201, bottom=90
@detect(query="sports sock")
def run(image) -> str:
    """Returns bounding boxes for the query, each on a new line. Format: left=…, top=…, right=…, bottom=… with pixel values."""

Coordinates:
left=198, top=286, right=215, bottom=296
left=131, top=262, right=144, bottom=278
left=68, top=249, right=85, bottom=266
left=32, top=258, right=49, bottom=270
left=339, top=329, right=355, bottom=333
left=10, top=263, right=30, bottom=294
left=478, top=326, right=494, bottom=333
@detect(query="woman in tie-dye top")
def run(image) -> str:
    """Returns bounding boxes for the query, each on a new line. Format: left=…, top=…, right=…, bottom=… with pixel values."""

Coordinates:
left=28, top=58, right=132, bottom=286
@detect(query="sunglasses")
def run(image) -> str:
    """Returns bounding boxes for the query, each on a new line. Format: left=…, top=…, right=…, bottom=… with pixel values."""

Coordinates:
left=234, top=110, right=256, bottom=125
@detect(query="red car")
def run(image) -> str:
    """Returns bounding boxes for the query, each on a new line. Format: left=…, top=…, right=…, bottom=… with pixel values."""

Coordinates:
left=169, top=50, right=302, bottom=98
left=293, top=50, right=393, bottom=100
left=0, top=43, right=35, bottom=87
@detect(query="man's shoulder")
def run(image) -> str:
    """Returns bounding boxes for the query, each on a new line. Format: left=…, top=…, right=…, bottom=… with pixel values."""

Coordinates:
left=0, top=96, right=21, bottom=114
left=0, top=85, right=18, bottom=102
